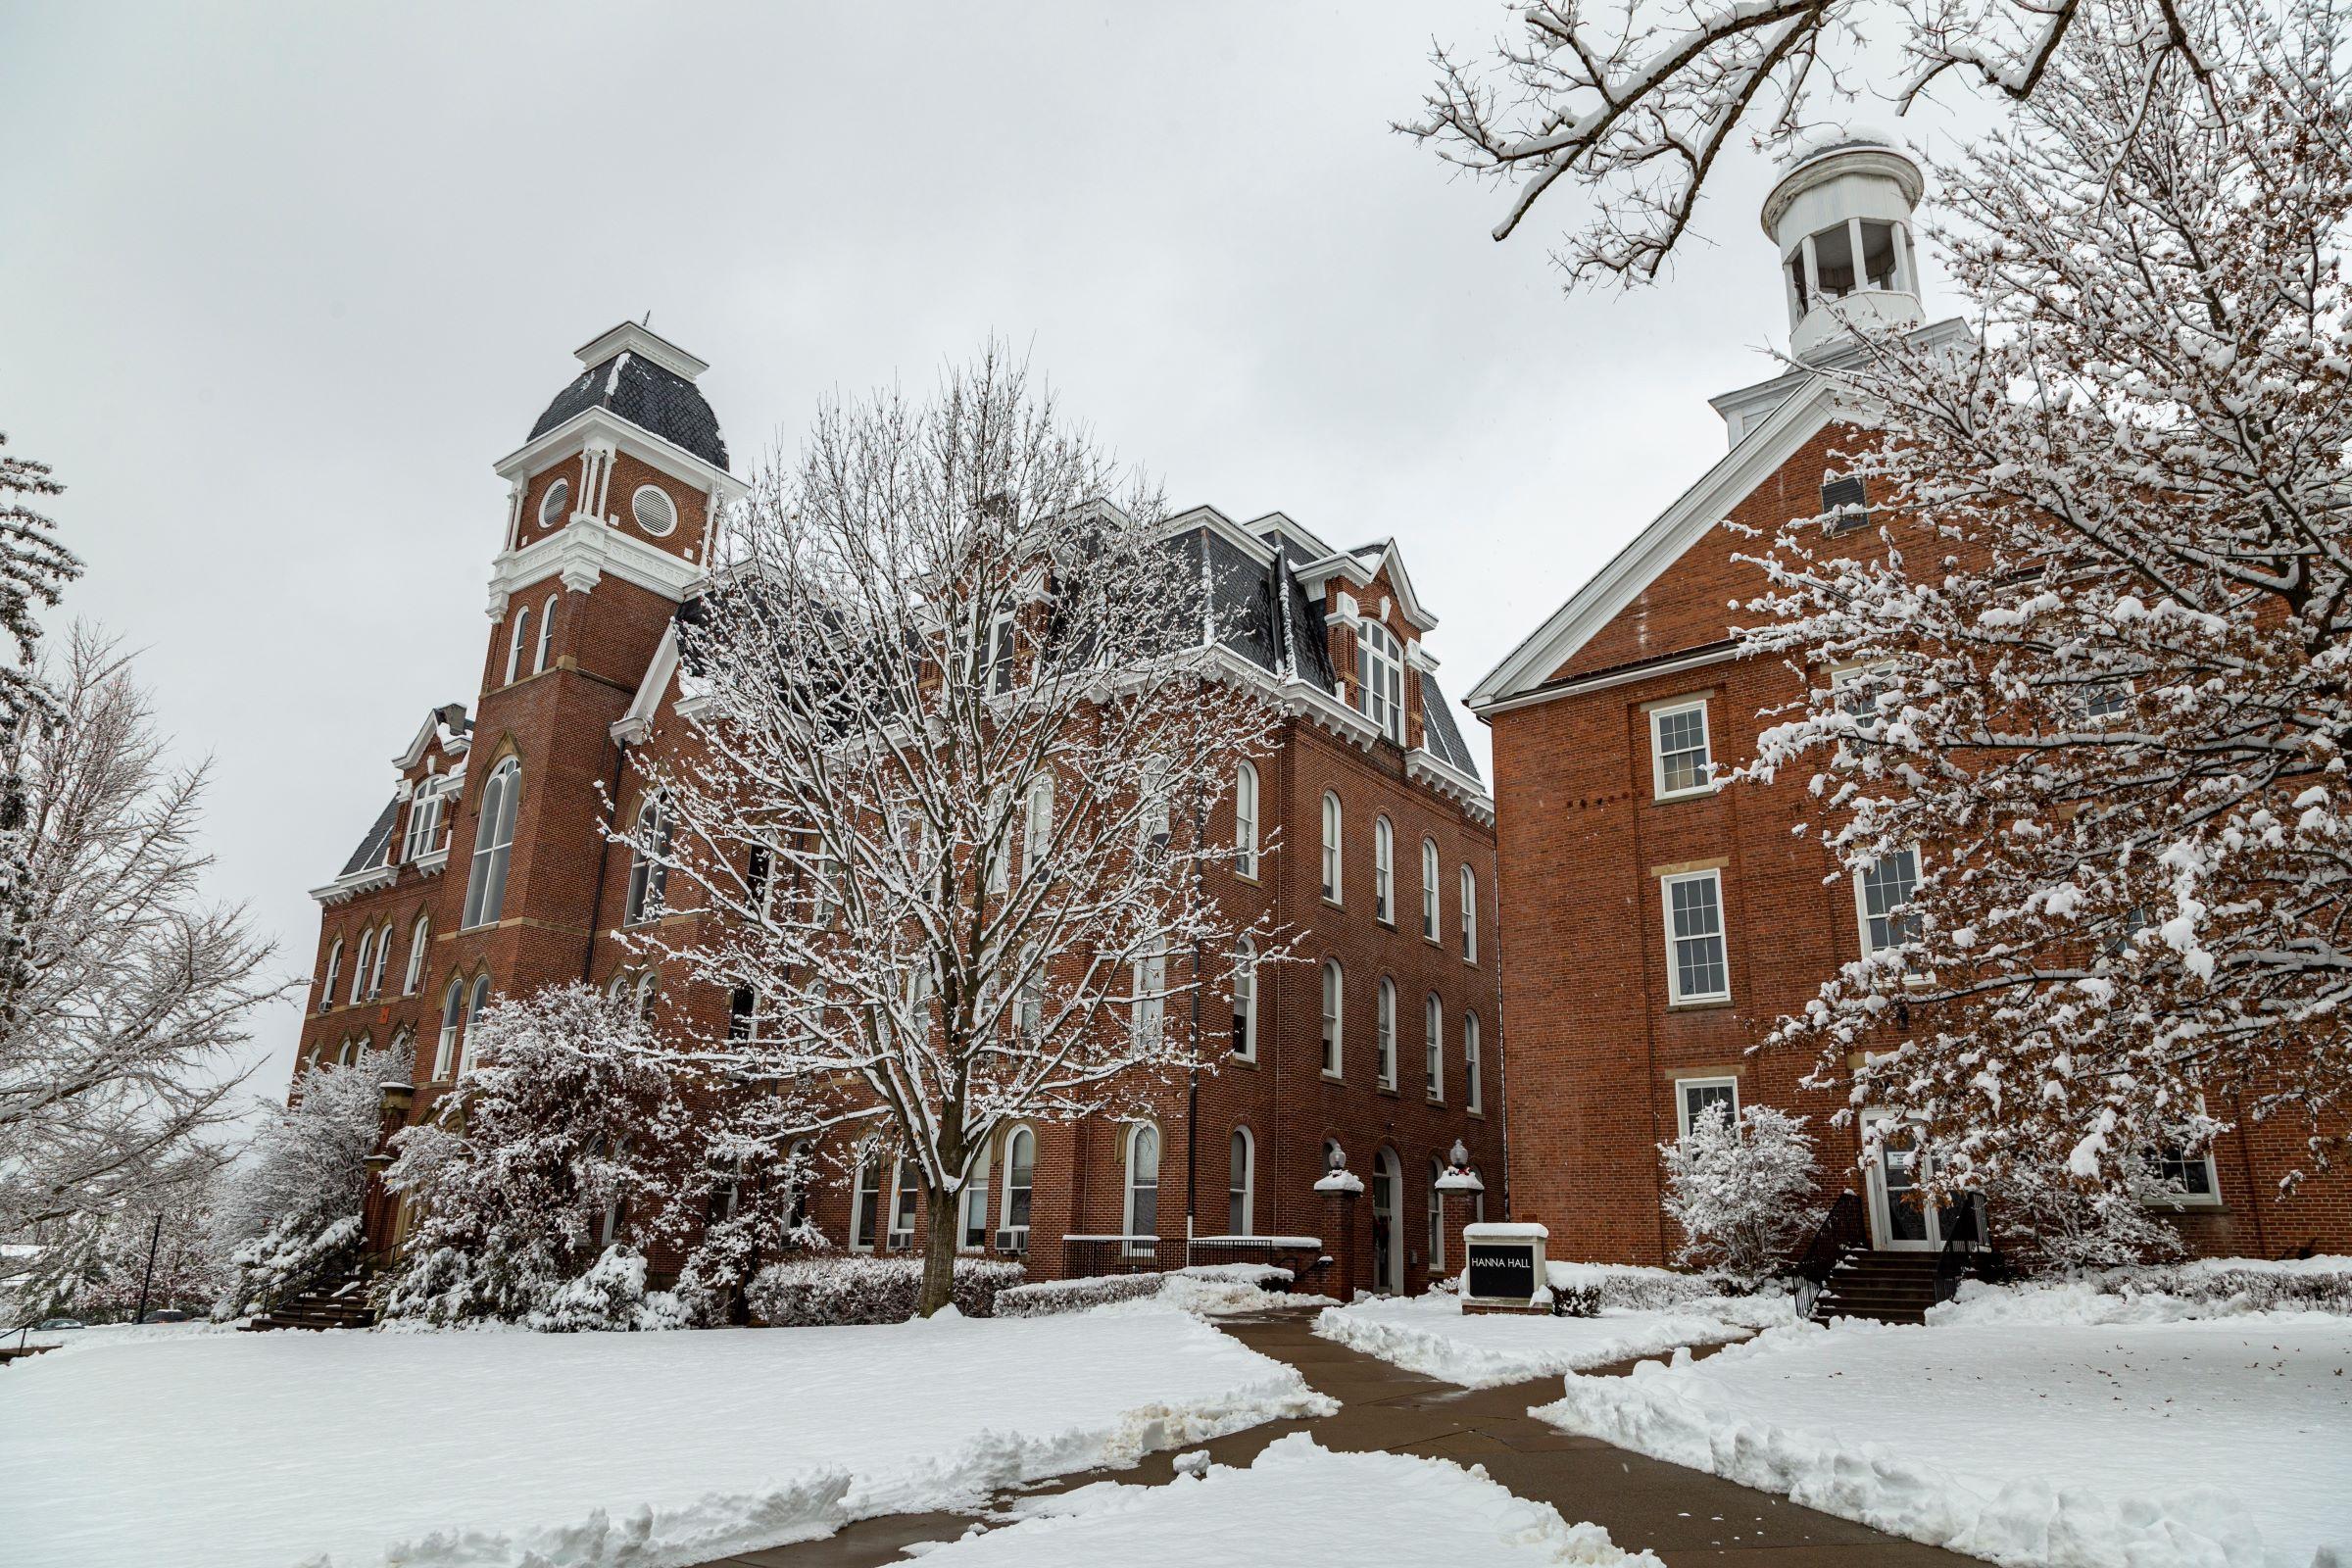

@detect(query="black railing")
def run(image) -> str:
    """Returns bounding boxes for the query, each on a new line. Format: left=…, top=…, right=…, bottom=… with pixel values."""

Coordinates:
left=1932, top=1200, right=2006, bottom=1304
left=1788, top=1191, right=1868, bottom=1315
left=1060, top=1234, right=1326, bottom=1283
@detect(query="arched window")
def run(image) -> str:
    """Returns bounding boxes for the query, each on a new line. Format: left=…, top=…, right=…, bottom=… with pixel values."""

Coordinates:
left=403, top=782, right=445, bottom=861
left=504, top=605, right=533, bottom=686
left=1228, top=1127, right=1254, bottom=1236
left=959, top=1142, right=992, bottom=1251
left=1320, top=792, right=1343, bottom=903
left=1370, top=1148, right=1401, bottom=1294
left=1465, top=1010, right=1483, bottom=1113
left=403, top=913, right=429, bottom=995
left=634, top=971, right=658, bottom=1021
left=459, top=974, right=492, bottom=1075
left=851, top=1152, right=882, bottom=1250
left=1233, top=761, right=1258, bottom=879
left=1428, top=1156, right=1446, bottom=1271
left=1124, top=1123, right=1160, bottom=1255
left=624, top=794, right=670, bottom=925
left=1421, top=838, right=1441, bottom=940
left=533, top=592, right=557, bottom=674
left=1459, top=863, right=1478, bottom=964
left=1356, top=622, right=1404, bottom=743
left=1000, top=1125, right=1036, bottom=1247
left=1373, top=816, right=1395, bottom=924
left=1231, top=937, right=1257, bottom=1060
left=462, top=759, right=520, bottom=929
left=368, top=922, right=392, bottom=999
left=1320, top=959, right=1343, bottom=1076
left=348, top=928, right=373, bottom=1004
left=887, top=1158, right=918, bottom=1249
left=319, top=937, right=343, bottom=1012
left=1131, top=943, right=1165, bottom=1046
left=433, top=977, right=464, bottom=1080
left=785, top=1139, right=814, bottom=1232
left=607, top=971, right=633, bottom=1004
left=1022, top=776, right=1054, bottom=881
left=1376, top=977, right=1396, bottom=1089
left=1424, top=992, right=1444, bottom=1102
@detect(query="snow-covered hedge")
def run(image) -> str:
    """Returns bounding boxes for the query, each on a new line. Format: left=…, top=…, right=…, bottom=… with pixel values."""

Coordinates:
left=997, top=1263, right=1300, bottom=1319
left=747, top=1255, right=1025, bottom=1325
left=1544, top=1260, right=1755, bottom=1309
left=1936, top=1254, right=2352, bottom=1324
left=997, top=1272, right=1169, bottom=1317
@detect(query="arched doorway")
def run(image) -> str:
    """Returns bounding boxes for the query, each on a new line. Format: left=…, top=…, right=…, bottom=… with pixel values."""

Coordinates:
left=1370, top=1149, right=1403, bottom=1296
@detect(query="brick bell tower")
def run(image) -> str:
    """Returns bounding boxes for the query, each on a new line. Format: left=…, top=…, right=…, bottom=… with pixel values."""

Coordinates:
left=441, top=322, right=743, bottom=1004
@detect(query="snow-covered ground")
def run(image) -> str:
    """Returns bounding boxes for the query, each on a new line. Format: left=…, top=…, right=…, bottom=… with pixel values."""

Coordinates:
left=0, top=1310, right=1333, bottom=1568
left=1933, top=1255, right=2352, bottom=1327
left=1536, top=1315, right=2352, bottom=1568
left=1314, top=1290, right=1778, bottom=1388
left=15, top=1318, right=241, bottom=1354
left=901, top=1433, right=1664, bottom=1565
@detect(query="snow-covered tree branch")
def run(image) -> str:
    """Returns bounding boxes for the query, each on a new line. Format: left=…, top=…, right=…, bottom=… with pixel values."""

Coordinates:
left=1734, top=2, right=2352, bottom=1229
left=1404, top=0, right=2227, bottom=284
left=628, top=343, right=1285, bottom=1315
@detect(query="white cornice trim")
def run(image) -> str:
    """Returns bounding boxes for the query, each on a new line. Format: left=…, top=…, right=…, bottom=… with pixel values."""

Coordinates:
left=491, top=406, right=743, bottom=500
left=1294, top=538, right=1439, bottom=633
left=1405, top=749, right=1495, bottom=825
left=488, top=514, right=709, bottom=618
left=1470, top=643, right=1741, bottom=718
left=310, top=864, right=397, bottom=906
left=1165, top=505, right=1278, bottom=567
left=573, top=321, right=710, bottom=382
left=612, top=622, right=682, bottom=746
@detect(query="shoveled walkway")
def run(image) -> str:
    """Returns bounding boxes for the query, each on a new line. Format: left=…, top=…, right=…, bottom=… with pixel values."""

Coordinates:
left=699, top=1308, right=1979, bottom=1567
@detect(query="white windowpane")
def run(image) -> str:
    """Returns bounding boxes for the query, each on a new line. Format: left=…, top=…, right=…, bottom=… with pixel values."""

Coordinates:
left=1666, top=873, right=1729, bottom=1002
left=1652, top=705, right=1712, bottom=796
left=1860, top=850, right=1921, bottom=954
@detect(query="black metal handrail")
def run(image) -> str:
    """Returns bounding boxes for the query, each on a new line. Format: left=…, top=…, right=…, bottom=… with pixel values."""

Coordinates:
left=1932, top=1198, right=2006, bottom=1304
left=1788, top=1191, right=1867, bottom=1311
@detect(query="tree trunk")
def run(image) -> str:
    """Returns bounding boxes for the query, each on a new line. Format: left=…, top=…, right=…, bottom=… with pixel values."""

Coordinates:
left=917, top=1182, right=957, bottom=1317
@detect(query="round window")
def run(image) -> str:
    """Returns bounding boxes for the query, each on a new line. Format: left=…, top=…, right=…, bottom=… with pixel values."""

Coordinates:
left=539, top=478, right=570, bottom=528
left=632, top=484, right=677, bottom=537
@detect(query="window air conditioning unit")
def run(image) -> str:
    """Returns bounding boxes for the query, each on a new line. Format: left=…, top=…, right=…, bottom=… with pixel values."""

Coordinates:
left=996, top=1227, right=1029, bottom=1253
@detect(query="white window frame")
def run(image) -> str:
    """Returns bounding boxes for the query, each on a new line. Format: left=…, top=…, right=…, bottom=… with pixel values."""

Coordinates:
left=1320, top=791, right=1343, bottom=904
left=1648, top=699, right=1716, bottom=800
left=458, top=974, right=491, bottom=1076
left=1428, top=1156, right=1446, bottom=1267
left=318, top=937, right=342, bottom=1011
left=1662, top=868, right=1732, bottom=1004
left=887, top=1156, right=919, bottom=1250
left=1675, top=1075, right=1740, bottom=1140
left=624, top=794, right=670, bottom=926
left=1464, top=1010, right=1483, bottom=1113
left=631, top=482, right=676, bottom=537
left=999, top=1125, right=1036, bottom=1248
left=2143, top=1097, right=2225, bottom=1210
left=1420, top=837, right=1440, bottom=941
left=403, top=784, right=445, bottom=862
left=851, top=1154, right=882, bottom=1251
left=1233, top=760, right=1258, bottom=880
left=1227, top=1127, right=1254, bottom=1237
left=1131, top=944, right=1166, bottom=1046
left=958, top=1144, right=992, bottom=1251
left=504, top=604, right=533, bottom=686
left=367, top=921, right=391, bottom=999
left=1123, top=1121, right=1160, bottom=1256
left=403, top=913, right=429, bottom=995
left=1372, top=815, right=1396, bottom=925
left=1376, top=976, right=1397, bottom=1090
left=1231, top=936, right=1257, bottom=1061
left=461, top=759, right=520, bottom=930
left=1355, top=620, right=1405, bottom=743
left=348, top=928, right=373, bottom=1004
left=1423, top=991, right=1443, bottom=1102
left=1854, top=847, right=1923, bottom=958
left=1022, top=777, right=1054, bottom=883
left=1319, top=958, right=1344, bottom=1078
left=1459, top=863, right=1478, bottom=964
left=433, top=977, right=463, bottom=1080
left=538, top=476, right=569, bottom=528
left=533, top=591, right=557, bottom=674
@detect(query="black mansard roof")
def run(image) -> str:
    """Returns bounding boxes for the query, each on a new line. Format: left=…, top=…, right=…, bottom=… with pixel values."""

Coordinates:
left=338, top=796, right=400, bottom=877
left=530, top=350, right=729, bottom=469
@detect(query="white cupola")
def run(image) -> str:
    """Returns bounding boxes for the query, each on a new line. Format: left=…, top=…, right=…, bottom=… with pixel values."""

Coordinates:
left=1761, top=130, right=1926, bottom=361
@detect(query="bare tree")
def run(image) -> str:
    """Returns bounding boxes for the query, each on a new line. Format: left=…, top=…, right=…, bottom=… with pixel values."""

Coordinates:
left=1734, top=4, right=2352, bottom=1241
left=0, top=629, right=287, bottom=1286
left=1404, top=0, right=2229, bottom=284
left=632, top=344, right=1283, bottom=1316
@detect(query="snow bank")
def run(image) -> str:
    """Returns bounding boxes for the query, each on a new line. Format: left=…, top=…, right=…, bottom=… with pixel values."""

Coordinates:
left=1000, top=1263, right=1334, bottom=1320
left=0, top=1310, right=1334, bottom=1568
left=16, top=1318, right=241, bottom=1355
left=1535, top=1317, right=2352, bottom=1568
left=1933, top=1254, right=2352, bottom=1327
left=1313, top=1292, right=1756, bottom=1389
left=909, top=1432, right=1665, bottom=1565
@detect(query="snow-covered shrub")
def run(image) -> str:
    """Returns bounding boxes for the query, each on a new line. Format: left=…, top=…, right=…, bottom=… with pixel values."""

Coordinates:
left=996, top=1272, right=1169, bottom=1318
left=747, top=1255, right=1024, bottom=1326
left=1658, top=1102, right=1823, bottom=1286
left=1982, top=1159, right=2186, bottom=1273
left=526, top=1246, right=689, bottom=1333
left=1550, top=1282, right=1602, bottom=1318
left=2096, top=1258, right=2352, bottom=1316
left=212, top=1039, right=411, bottom=1320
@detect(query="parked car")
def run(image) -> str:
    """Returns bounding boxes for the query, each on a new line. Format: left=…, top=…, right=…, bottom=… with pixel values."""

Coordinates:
left=33, top=1317, right=84, bottom=1331
left=139, top=1308, right=191, bottom=1324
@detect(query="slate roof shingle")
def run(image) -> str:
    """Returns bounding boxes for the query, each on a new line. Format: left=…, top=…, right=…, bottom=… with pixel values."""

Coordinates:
left=529, top=351, right=729, bottom=469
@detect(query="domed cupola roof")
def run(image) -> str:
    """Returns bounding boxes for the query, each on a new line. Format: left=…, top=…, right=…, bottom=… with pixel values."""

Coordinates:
left=528, top=321, right=728, bottom=469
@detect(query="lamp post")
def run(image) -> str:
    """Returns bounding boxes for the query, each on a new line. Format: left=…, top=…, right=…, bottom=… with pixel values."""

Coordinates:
left=1433, top=1139, right=1485, bottom=1285
left=1313, top=1142, right=1362, bottom=1303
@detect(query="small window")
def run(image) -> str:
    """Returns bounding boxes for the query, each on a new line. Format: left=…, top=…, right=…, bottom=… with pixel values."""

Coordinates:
left=1131, top=945, right=1166, bottom=1046
left=460, top=974, right=491, bottom=1076
left=1650, top=701, right=1714, bottom=798
left=1464, top=1011, right=1483, bottom=1113
left=1663, top=870, right=1730, bottom=1004
left=1227, top=1128, right=1254, bottom=1236
left=403, top=785, right=445, bottom=862
left=1373, top=816, right=1395, bottom=924
left=1428, top=1157, right=1446, bottom=1266
left=1459, top=864, right=1478, bottom=964
left=1833, top=662, right=1896, bottom=731
left=1320, top=792, right=1343, bottom=903
left=1231, top=937, right=1257, bottom=1060
left=1376, top=976, right=1396, bottom=1089
left=1676, top=1076, right=1740, bottom=1139
left=1421, top=838, right=1440, bottom=941
left=1821, top=475, right=1872, bottom=534
left=1320, top=959, right=1344, bottom=1076
left=631, top=484, right=677, bottom=537
left=367, top=922, right=391, bottom=999
left=985, top=612, right=1017, bottom=696
left=2082, top=681, right=2133, bottom=728
left=1022, top=777, right=1054, bottom=883
left=349, top=928, right=373, bottom=1004
left=1423, top=992, right=1443, bottom=1102
left=2145, top=1118, right=2222, bottom=1208
left=1234, top=761, right=1258, bottom=880
left=1858, top=849, right=1922, bottom=956
left=727, top=986, right=756, bottom=1042
left=539, top=477, right=569, bottom=528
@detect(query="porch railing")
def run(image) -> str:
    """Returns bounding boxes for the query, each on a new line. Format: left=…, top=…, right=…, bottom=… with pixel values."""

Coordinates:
left=1932, top=1200, right=2007, bottom=1304
left=1788, top=1191, right=1867, bottom=1315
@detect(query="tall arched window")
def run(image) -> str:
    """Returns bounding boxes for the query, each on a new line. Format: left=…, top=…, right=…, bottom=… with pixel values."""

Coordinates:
left=959, top=1143, right=992, bottom=1251
left=624, top=794, right=670, bottom=925
left=348, top=929, right=373, bottom=1004
left=634, top=971, right=658, bottom=1021
left=1233, top=761, right=1258, bottom=879
left=1320, top=792, right=1343, bottom=903
left=433, top=977, right=465, bottom=1080
left=1355, top=621, right=1404, bottom=743
left=533, top=592, right=557, bottom=674
left=1231, top=937, right=1257, bottom=1060
left=319, top=937, right=343, bottom=1012
left=851, top=1153, right=881, bottom=1250
left=504, top=605, right=533, bottom=686
left=1124, top=1123, right=1160, bottom=1255
left=1376, top=977, right=1397, bottom=1088
left=1000, top=1125, right=1036, bottom=1247
left=1465, top=1010, right=1483, bottom=1113
left=1424, top=992, right=1444, bottom=1102
left=459, top=974, right=492, bottom=1075
left=1022, top=776, right=1054, bottom=881
left=1320, top=959, right=1344, bottom=1076
left=403, top=782, right=445, bottom=861
left=368, top=922, right=392, bottom=999
left=1373, top=816, right=1395, bottom=924
left=1421, top=838, right=1441, bottom=941
left=1131, top=943, right=1165, bottom=1046
left=1228, top=1128, right=1254, bottom=1236
left=1428, top=1156, right=1446, bottom=1271
left=462, top=759, right=520, bottom=929
left=1459, top=863, right=1478, bottom=964
left=403, top=913, right=429, bottom=995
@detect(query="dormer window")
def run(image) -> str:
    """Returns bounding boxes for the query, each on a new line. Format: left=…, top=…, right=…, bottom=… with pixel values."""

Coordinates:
left=539, top=478, right=569, bottom=529
left=1355, top=621, right=1405, bottom=744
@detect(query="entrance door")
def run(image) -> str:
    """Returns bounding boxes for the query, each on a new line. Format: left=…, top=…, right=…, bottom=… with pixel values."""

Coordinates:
left=1369, top=1151, right=1401, bottom=1295
left=1862, top=1114, right=1984, bottom=1251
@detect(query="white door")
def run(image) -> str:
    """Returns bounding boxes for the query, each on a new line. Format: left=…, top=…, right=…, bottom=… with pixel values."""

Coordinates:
left=1861, top=1113, right=1984, bottom=1251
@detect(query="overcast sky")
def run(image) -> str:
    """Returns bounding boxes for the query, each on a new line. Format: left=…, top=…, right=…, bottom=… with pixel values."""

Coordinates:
left=1, top=2, right=1976, bottom=1105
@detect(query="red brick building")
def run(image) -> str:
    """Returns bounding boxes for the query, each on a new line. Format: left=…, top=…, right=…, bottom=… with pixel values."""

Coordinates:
left=1467, top=136, right=2352, bottom=1266
left=297, top=322, right=1503, bottom=1295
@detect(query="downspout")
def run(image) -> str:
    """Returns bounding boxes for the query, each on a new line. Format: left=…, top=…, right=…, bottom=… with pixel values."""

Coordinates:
left=583, top=725, right=627, bottom=984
